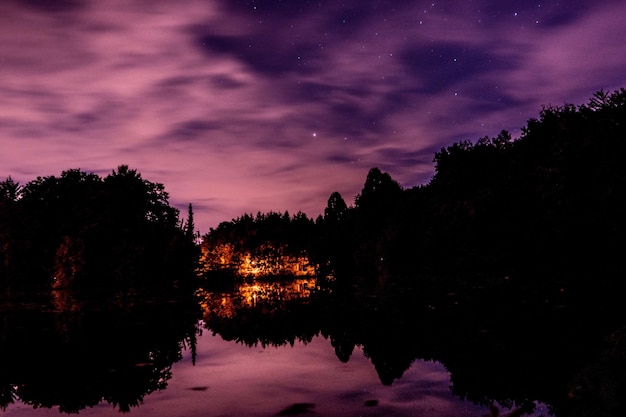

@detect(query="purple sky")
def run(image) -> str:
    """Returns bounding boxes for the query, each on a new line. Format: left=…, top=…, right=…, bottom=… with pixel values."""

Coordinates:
left=1, top=0, right=625, bottom=233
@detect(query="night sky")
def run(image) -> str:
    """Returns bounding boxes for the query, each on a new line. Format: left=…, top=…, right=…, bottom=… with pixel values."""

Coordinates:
left=1, top=0, right=625, bottom=233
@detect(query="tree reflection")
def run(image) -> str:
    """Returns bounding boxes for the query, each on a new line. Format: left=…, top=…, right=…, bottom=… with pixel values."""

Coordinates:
left=198, top=277, right=320, bottom=347
left=197, top=272, right=626, bottom=417
left=0, top=290, right=201, bottom=413
left=0, top=165, right=202, bottom=413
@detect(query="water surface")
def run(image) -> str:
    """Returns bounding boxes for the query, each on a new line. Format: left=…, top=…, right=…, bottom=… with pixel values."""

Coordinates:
left=1, top=328, right=546, bottom=417
left=2, top=275, right=623, bottom=416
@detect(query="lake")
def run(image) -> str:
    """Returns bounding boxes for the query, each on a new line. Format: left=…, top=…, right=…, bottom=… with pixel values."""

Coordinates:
left=0, top=326, right=547, bottom=417
left=165, top=332, right=500, bottom=417
left=1, top=274, right=623, bottom=416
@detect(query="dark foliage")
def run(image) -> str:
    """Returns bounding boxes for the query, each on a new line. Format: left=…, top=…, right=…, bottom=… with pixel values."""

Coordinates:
left=196, top=273, right=626, bottom=417
left=0, top=165, right=199, bottom=293
left=206, top=210, right=315, bottom=252
left=0, top=293, right=201, bottom=413
left=199, top=89, right=626, bottom=288
left=314, top=88, right=626, bottom=285
left=200, top=210, right=317, bottom=278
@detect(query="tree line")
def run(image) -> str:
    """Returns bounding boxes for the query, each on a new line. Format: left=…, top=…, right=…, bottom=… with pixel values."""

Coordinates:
left=0, top=165, right=198, bottom=293
left=201, top=88, right=626, bottom=288
left=2, top=88, right=624, bottom=292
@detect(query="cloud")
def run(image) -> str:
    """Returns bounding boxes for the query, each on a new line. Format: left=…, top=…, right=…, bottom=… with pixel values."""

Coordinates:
left=400, top=42, right=517, bottom=94
left=16, top=0, right=82, bottom=13
left=1, top=0, right=625, bottom=232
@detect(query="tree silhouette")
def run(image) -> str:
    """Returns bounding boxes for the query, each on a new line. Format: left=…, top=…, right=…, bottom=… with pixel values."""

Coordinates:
left=0, top=165, right=197, bottom=293
left=0, top=176, right=20, bottom=202
left=184, top=203, right=196, bottom=239
left=324, top=191, right=348, bottom=223
left=310, top=88, right=626, bottom=280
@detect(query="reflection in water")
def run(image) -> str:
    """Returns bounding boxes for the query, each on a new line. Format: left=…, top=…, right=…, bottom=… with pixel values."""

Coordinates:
left=197, top=277, right=322, bottom=348
left=1, top=330, right=519, bottom=417
left=134, top=332, right=525, bottom=417
left=198, top=277, right=317, bottom=312
left=197, top=274, right=626, bottom=417
left=1, top=274, right=625, bottom=416
left=0, top=290, right=201, bottom=414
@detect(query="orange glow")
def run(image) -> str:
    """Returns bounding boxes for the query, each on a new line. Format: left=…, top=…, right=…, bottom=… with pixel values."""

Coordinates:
left=200, top=241, right=317, bottom=278
left=196, top=277, right=318, bottom=318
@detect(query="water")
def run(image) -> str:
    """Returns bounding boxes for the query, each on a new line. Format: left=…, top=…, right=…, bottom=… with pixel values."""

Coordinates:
left=0, top=327, right=546, bottom=417
left=1, top=275, right=623, bottom=416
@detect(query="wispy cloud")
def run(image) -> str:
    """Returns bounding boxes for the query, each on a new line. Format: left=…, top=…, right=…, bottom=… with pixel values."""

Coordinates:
left=1, top=0, right=625, bottom=231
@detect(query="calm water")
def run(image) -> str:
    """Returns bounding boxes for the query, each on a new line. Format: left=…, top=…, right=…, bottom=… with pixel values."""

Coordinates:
left=1, top=275, right=623, bottom=416
left=0, top=327, right=547, bottom=417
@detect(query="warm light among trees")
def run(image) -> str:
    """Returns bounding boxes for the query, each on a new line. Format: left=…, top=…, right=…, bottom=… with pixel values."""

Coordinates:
left=198, top=210, right=318, bottom=279
left=199, top=241, right=316, bottom=278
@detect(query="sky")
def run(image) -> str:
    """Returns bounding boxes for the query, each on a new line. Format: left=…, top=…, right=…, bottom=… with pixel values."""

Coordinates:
left=1, top=0, right=625, bottom=234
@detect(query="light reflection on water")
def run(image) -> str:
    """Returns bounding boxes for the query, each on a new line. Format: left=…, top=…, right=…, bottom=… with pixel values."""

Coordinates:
left=1, top=328, right=548, bottom=417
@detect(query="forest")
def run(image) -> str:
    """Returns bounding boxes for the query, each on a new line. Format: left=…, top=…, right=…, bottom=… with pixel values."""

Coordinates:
left=0, top=165, right=198, bottom=295
left=200, top=88, right=626, bottom=289
left=1, top=88, right=625, bottom=294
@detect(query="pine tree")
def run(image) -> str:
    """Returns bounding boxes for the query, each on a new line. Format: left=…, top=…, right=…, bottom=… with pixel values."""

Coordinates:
left=185, top=203, right=195, bottom=239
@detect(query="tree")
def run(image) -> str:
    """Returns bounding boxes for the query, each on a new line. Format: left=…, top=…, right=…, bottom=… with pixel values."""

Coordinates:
left=324, top=192, right=348, bottom=223
left=354, top=168, right=402, bottom=212
left=104, top=165, right=177, bottom=227
left=0, top=166, right=197, bottom=292
left=0, top=177, right=21, bottom=202
left=185, top=203, right=196, bottom=239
